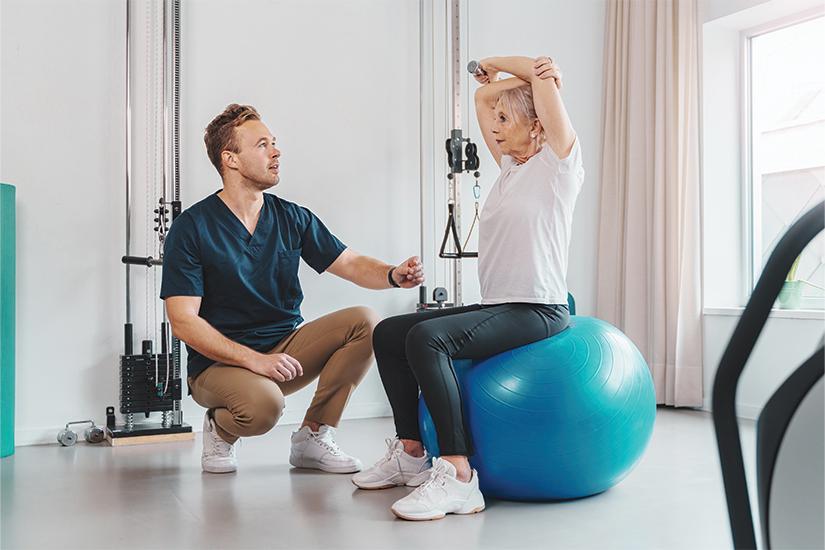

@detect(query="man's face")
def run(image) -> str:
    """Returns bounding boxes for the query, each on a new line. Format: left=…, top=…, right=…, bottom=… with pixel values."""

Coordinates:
left=227, top=120, right=281, bottom=190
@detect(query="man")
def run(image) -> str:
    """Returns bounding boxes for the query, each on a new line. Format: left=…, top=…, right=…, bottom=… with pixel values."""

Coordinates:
left=161, top=103, right=424, bottom=474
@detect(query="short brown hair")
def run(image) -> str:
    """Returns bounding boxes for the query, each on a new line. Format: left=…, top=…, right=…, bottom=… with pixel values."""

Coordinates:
left=204, top=104, right=261, bottom=176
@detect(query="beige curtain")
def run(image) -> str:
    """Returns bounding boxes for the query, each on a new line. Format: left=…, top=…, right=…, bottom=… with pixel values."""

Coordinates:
left=597, top=0, right=703, bottom=406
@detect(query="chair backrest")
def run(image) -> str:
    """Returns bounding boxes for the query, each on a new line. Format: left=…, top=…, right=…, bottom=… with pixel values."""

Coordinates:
left=758, top=356, right=823, bottom=549
left=712, top=200, right=824, bottom=550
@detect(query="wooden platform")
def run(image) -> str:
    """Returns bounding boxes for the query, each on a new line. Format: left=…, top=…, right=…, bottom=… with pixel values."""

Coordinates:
left=107, top=431, right=195, bottom=447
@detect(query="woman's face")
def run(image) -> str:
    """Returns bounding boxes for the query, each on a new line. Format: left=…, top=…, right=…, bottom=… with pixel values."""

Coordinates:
left=491, top=99, right=533, bottom=157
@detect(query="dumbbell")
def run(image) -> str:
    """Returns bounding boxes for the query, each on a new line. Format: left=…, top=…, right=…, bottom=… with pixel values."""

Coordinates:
left=467, top=60, right=487, bottom=78
left=57, top=420, right=105, bottom=446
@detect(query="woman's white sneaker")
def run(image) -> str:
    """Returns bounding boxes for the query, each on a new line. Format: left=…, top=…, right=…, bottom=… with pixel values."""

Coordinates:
left=201, top=413, right=237, bottom=474
left=352, top=438, right=432, bottom=489
left=289, top=425, right=363, bottom=473
left=390, top=457, right=485, bottom=521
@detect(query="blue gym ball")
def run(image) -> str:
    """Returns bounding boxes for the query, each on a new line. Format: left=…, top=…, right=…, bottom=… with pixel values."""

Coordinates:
left=418, top=316, right=656, bottom=501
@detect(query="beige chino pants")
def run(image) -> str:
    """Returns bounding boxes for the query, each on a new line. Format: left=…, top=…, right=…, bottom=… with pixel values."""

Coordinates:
left=188, top=306, right=379, bottom=444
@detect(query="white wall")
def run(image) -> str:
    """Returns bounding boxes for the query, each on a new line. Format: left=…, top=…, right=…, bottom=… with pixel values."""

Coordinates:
left=2, top=0, right=129, bottom=446
left=2, top=0, right=609, bottom=446
left=702, top=313, right=823, bottom=418
left=700, top=0, right=825, bottom=418
left=1, top=0, right=421, bottom=445
left=702, top=0, right=772, bottom=21
left=701, top=11, right=747, bottom=308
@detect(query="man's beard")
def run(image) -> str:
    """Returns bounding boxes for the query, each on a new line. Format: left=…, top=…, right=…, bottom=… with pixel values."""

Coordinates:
left=251, top=175, right=278, bottom=191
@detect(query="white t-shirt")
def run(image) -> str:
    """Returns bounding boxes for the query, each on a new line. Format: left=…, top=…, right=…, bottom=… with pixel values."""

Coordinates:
left=478, top=138, right=584, bottom=305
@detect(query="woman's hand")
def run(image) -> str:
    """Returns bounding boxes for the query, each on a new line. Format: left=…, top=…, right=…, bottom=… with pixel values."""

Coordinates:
left=534, top=56, right=562, bottom=89
left=473, top=59, right=499, bottom=85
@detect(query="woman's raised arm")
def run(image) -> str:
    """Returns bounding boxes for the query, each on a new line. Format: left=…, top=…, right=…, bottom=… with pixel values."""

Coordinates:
left=479, top=56, right=575, bottom=159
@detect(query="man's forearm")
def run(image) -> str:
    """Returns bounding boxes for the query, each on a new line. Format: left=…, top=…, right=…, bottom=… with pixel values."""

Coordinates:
left=350, top=255, right=395, bottom=290
left=170, top=315, right=257, bottom=369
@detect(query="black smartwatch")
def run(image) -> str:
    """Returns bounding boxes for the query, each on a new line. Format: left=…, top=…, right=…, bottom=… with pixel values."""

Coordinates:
left=387, top=267, right=400, bottom=288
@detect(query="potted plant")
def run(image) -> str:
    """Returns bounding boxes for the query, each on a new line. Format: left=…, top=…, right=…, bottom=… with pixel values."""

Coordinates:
left=777, top=256, right=804, bottom=309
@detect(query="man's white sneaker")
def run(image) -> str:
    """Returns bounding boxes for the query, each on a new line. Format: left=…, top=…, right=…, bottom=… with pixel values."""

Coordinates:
left=352, top=438, right=432, bottom=489
left=201, top=413, right=237, bottom=474
left=390, top=457, right=485, bottom=521
left=289, top=425, right=363, bottom=474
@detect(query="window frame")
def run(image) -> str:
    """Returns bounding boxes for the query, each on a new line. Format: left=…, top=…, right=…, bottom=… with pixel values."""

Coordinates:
left=741, top=8, right=825, bottom=309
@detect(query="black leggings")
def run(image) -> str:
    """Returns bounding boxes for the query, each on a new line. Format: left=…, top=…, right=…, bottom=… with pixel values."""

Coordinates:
left=373, top=302, right=569, bottom=456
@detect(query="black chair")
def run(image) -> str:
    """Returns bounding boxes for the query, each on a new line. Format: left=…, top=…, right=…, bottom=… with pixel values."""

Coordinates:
left=712, top=200, right=824, bottom=549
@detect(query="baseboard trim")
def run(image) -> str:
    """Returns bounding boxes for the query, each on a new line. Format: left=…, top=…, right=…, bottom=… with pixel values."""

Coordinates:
left=278, top=402, right=393, bottom=427
left=702, top=397, right=761, bottom=421
left=11, top=402, right=394, bottom=447
left=13, top=400, right=762, bottom=448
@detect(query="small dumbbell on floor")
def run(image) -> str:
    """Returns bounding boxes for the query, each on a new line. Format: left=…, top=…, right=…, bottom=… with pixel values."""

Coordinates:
left=57, top=420, right=105, bottom=446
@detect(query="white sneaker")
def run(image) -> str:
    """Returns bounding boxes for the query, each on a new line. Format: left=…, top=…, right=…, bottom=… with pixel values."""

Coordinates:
left=390, top=457, right=485, bottom=521
left=289, top=425, right=363, bottom=474
left=352, top=438, right=432, bottom=489
left=201, top=413, right=237, bottom=474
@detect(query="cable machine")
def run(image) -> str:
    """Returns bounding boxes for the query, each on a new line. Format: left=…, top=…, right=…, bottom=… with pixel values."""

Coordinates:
left=108, top=0, right=191, bottom=444
left=418, top=0, right=481, bottom=311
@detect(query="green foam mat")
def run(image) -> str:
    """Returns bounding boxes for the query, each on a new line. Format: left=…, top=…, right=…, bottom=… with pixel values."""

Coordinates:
left=1, top=183, right=16, bottom=457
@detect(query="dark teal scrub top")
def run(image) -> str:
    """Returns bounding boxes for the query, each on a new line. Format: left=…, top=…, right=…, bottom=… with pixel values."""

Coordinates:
left=160, top=191, right=346, bottom=379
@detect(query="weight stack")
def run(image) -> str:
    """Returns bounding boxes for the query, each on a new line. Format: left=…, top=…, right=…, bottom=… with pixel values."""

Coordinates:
left=1, top=183, right=15, bottom=458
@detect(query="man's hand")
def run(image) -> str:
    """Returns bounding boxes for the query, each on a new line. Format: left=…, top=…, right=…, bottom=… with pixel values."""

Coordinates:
left=392, top=256, right=425, bottom=289
left=245, top=351, right=303, bottom=382
left=534, top=56, right=562, bottom=89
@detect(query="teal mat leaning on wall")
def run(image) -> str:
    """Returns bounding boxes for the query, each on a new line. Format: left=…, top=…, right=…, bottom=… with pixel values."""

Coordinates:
left=1, top=183, right=15, bottom=458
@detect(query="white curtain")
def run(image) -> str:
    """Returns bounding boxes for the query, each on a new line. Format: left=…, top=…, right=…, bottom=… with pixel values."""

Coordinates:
left=596, top=0, right=703, bottom=406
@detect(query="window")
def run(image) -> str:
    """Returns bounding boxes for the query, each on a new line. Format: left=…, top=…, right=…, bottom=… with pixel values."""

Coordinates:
left=747, top=14, right=825, bottom=309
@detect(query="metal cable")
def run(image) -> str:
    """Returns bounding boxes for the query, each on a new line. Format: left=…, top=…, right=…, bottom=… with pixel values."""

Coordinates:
left=173, top=0, right=180, bottom=203
left=125, top=0, right=132, bottom=326
left=144, top=0, right=152, bottom=342
left=168, top=0, right=181, bottom=400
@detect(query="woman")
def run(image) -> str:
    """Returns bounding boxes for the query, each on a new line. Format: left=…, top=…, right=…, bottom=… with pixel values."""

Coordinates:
left=352, top=55, right=584, bottom=520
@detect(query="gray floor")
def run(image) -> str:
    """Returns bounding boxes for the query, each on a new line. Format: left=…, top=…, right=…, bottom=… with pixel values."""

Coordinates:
left=1, top=409, right=750, bottom=550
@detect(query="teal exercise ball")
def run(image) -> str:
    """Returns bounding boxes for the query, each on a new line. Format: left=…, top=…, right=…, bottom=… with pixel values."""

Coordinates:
left=419, top=316, right=656, bottom=501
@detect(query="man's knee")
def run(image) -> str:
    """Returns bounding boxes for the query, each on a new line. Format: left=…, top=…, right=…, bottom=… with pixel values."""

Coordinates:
left=232, top=389, right=285, bottom=437
left=348, top=305, right=380, bottom=336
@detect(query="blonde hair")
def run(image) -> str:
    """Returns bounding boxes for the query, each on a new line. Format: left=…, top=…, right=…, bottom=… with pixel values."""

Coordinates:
left=497, top=86, right=543, bottom=138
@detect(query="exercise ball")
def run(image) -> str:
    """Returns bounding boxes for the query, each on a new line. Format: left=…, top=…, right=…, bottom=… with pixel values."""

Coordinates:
left=418, top=316, right=655, bottom=501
